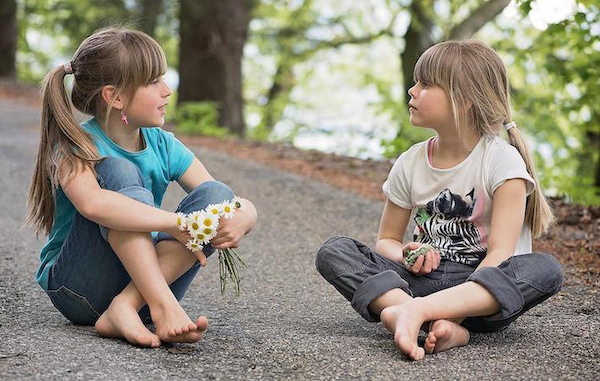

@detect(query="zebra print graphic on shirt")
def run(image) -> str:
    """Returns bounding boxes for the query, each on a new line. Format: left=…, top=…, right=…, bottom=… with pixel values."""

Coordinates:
left=413, top=188, right=486, bottom=266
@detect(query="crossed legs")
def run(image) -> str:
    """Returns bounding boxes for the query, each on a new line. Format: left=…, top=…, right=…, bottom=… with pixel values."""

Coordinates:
left=374, top=283, right=496, bottom=360
left=95, top=235, right=206, bottom=347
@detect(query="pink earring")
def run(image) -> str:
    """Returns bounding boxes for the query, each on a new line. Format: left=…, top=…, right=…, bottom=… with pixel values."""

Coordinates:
left=120, top=110, right=129, bottom=125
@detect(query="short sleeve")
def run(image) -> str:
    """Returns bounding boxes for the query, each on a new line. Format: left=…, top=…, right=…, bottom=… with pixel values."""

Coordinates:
left=382, top=152, right=413, bottom=209
left=165, top=131, right=194, bottom=181
left=488, top=143, right=536, bottom=196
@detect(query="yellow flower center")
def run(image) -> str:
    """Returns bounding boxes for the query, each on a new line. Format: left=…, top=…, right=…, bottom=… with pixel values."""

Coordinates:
left=210, top=209, right=218, bottom=214
left=224, top=206, right=231, bottom=213
left=203, top=228, right=212, bottom=235
left=203, top=218, right=212, bottom=227
left=197, top=234, right=205, bottom=240
left=191, top=222, right=199, bottom=230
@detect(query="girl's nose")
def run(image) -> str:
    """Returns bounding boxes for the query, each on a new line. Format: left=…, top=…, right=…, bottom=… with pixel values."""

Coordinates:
left=407, top=84, right=416, bottom=99
left=163, top=82, right=172, bottom=97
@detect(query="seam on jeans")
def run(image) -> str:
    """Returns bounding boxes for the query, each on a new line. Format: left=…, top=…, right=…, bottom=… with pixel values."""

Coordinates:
left=47, top=285, right=102, bottom=318
left=326, top=261, right=368, bottom=280
left=316, top=247, right=369, bottom=280
left=510, top=258, right=558, bottom=294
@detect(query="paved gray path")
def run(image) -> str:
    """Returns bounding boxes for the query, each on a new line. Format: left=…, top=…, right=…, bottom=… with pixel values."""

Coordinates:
left=0, top=98, right=598, bottom=381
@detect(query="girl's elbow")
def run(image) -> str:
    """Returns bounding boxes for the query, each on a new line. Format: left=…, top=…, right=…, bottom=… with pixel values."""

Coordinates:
left=374, top=240, right=386, bottom=253
left=77, top=199, right=101, bottom=221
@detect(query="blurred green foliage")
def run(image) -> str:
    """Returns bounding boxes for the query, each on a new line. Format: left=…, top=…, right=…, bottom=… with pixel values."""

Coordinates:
left=173, top=101, right=232, bottom=138
left=12, top=0, right=600, bottom=204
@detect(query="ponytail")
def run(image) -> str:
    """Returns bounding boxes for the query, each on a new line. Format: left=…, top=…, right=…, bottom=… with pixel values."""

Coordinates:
left=504, top=123, right=555, bottom=237
left=25, top=64, right=99, bottom=236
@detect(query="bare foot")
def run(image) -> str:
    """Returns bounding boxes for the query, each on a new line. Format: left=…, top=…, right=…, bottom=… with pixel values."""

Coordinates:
left=95, top=296, right=161, bottom=348
left=151, top=304, right=209, bottom=343
left=380, top=302, right=426, bottom=361
left=424, top=319, right=470, bottom=354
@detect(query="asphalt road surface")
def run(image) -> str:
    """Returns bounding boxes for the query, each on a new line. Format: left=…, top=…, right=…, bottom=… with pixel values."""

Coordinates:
left=0, top=98, right=598, bottom=380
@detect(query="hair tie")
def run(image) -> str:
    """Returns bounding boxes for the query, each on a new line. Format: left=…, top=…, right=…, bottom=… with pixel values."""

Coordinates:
left=63, top=62, right=73, bottom=75
left=503, top=121, right=517, bottom=131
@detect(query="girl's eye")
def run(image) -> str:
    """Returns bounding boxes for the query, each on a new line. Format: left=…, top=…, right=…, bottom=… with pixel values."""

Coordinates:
left=420, top=81, right=429, bottom=88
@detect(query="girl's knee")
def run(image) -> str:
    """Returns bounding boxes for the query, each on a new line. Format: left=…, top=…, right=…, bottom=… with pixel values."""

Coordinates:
left=512, top=253, right=564, bottom=294
left=179, top=181, right=235, bottom=213
left=95, top=157, right=145, bottom=191
left=539, top=253, right=564, bottom=293
left=315, top=236, right=359, bottom=276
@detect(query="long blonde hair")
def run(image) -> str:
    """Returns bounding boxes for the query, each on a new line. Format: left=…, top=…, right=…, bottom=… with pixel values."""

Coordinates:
left=413, top=40, right=555, bottom=237
left=26, top=27, right=167, bottom=235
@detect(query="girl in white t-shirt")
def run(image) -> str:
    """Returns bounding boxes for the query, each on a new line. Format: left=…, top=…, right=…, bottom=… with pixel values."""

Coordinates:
left=316, top=40, right=563, bottom=360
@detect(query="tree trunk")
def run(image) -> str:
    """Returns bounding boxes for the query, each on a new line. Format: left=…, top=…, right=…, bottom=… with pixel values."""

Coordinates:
left=259, top=62, right=296, bottom=138
left=137, top=0, right=163, bottom=37
left=401, top=2, right=435, bottom=101
left=0, top=0, right=17, bottom=78
left=178, top=0, right=253, bottom=136
left=400, top=0, right=511, bottom=101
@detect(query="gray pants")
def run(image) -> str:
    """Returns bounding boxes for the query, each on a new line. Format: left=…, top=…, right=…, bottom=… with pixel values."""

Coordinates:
left=315, top=236, right=563, bottom=332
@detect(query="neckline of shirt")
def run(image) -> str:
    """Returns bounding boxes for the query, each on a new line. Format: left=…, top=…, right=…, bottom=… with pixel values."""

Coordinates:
left=425, top=136, right=485, bottom=172
left=87, top=118, right=149, bottom=156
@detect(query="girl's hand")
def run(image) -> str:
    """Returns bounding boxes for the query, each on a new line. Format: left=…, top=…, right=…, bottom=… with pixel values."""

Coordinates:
left=165, top=217, right=209, bottom=266
left=402, top=242, right=441, bottom=275
left=210, top=207, right=254, bottom=249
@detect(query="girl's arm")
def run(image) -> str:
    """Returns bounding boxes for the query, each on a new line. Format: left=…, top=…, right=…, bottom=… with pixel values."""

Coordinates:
left=176, top=157, right=214, bottom=193
left=476, top=178, right=527, bottom=270
left=176, top=157, right=258, bottom=250
left=376, top=199, right=412, bottom=263
left=376, top=199, right=440, bottom=274
left=61, top=164, right=181, bottom=237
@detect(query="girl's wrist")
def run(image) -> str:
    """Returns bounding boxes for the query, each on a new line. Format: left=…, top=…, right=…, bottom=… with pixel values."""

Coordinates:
left=237, top=201, right=257, bottom=233
left=162, top=212, right=182, bottom=236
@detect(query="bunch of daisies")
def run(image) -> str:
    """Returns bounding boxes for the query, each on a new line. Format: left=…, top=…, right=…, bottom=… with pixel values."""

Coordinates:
left=177, top=197, right=247, bottom=296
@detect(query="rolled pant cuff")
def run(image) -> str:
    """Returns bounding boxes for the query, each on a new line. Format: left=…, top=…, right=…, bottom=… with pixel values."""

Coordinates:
left=467, top=266, right=524, bottom=320
left=351, top=270, right=410, bottom=322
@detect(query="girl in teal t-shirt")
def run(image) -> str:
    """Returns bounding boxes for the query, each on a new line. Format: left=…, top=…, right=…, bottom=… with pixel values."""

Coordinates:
left=26, top=28, right=257, bottom=348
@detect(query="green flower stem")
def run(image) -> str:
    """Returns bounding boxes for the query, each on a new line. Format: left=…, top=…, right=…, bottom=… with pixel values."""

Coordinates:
left=218, top=248, right=247, bottom=296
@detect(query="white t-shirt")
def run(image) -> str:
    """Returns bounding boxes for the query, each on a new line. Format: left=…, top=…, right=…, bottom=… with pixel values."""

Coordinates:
left=382, top=135, right=536, bottom=265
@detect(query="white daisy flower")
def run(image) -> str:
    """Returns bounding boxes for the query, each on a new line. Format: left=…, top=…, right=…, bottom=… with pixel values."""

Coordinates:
left=187, top=217, right=202, bottom=237
left=206, top=203, right=223, bottom=216
left=193, top=232, right=208, bottom=244
left=185, top=239, right=203, bottom=252
left=222, top=201, right=236, bottom=219
left=188, top=210, right=203, bottom=222
left=199, top=211, right=220, bottom=231
left=176, top=213, right=188, bottom=232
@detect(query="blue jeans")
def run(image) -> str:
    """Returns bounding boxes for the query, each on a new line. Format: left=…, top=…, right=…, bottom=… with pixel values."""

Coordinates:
left=316, top=236, right=564, bottom=332
left=46, top=157, right=234, bottom=325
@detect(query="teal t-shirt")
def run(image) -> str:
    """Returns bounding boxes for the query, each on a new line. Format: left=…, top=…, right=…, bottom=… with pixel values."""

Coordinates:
left=37, top=118, right=194, bottom=290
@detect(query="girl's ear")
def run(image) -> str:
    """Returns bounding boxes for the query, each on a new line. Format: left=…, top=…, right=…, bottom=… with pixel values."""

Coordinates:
left=101, top=85, right=124, bottom=110
left=463, top=100, right=472, bottom=112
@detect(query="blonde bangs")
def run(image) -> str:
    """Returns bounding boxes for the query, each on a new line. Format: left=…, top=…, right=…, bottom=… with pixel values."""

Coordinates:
left=118, top=30, right=167, bottom=94
left=413, top=43, right=460, bottom=91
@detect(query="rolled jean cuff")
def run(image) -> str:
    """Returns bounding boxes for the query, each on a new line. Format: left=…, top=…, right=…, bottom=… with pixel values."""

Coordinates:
left=99, top=186, right=155, bottom=242
left=467, top=266, right=524, bottom=320
left=351, top=270, right=411, bottom=322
